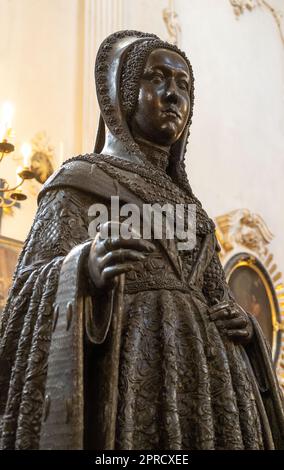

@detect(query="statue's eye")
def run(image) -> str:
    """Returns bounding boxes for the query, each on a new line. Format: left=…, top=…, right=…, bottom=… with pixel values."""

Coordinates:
left=178, top=80, right=189, bottom=90
left=151, top=73, right=164, bottom=84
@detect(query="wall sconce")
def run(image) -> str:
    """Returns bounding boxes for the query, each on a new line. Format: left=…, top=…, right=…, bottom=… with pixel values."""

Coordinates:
left=0, top=103, right=54, bottom=209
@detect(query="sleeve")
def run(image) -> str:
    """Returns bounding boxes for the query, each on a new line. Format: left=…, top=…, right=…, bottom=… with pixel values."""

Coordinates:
left=201, top=236, right=284, bottom=448
left=0, top=187, right=92, bottom=449
left=202, top=240, right=233, bottom=306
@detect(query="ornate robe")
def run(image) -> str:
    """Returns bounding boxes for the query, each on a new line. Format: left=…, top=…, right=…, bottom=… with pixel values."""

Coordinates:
left=0, top=154, right=283, bottom=450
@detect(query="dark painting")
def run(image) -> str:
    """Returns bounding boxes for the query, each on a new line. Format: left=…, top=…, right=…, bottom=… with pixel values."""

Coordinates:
left=228, top=264, right=274, bottom=346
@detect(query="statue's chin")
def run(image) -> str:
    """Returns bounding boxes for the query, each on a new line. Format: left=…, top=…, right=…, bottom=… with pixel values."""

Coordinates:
left=155, top=122, right=181, bottom=146
left=132, top=121, right=183, bottom=148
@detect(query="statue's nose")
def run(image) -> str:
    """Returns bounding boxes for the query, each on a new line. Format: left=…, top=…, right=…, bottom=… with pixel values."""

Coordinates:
left=165, top=79, right=178, bottom=103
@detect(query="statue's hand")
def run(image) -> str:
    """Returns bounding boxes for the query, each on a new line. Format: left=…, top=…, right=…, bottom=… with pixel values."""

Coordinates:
left=88, top=221, right=156, bottom=289
left=208, top=299, right=253, bottom=344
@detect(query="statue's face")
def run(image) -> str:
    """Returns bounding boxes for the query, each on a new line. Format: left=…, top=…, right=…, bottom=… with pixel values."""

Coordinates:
left=132, top=48, right=191, bottom=147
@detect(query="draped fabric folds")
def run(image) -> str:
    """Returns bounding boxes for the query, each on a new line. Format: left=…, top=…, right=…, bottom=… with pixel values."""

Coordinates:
left=0, top=189, right=92, bottom=448
left=0, top=158, right=283, bottom=450
left=0, top=29, right=284, bottom=450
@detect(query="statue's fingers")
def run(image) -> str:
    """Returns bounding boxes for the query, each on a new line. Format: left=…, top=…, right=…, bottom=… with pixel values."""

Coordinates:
left=221, top=317, right=248, bottom=330
left=100, top=249, right=147, bottom=268
left=98, top=237, right=156, bottom=255
left=208, top=301, right=230, bottom=315
left=102, top=263, right=135, bottom=281
left=226, top=329, right=249, bottom=338
left=209, top=309, right=230, bottom=322
left=111, top=237, right=155, bottom=252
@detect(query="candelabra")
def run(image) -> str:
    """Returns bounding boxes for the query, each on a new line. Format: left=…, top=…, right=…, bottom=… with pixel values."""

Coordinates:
left=0, top=102, right=36, bottom=209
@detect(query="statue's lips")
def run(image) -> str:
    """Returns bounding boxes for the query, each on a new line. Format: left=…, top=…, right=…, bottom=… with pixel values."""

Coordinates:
left=162, top=108, right=182, bottom=119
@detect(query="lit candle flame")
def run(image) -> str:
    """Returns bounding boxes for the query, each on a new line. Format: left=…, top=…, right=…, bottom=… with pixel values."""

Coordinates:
left=2, top=102, right=14, bottom=129
left=21, top=142, right=32, bottom=168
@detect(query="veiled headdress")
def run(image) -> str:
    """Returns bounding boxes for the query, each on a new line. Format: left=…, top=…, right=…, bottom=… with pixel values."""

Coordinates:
left=94, top=30, right=195, bottom=196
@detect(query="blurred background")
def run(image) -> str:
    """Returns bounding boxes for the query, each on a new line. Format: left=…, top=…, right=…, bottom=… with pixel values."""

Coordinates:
left=0, top=0, right=283, bottom=382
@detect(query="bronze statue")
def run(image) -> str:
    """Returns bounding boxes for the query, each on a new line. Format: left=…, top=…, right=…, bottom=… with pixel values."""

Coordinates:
left=0, top=30, right=283, bottom=450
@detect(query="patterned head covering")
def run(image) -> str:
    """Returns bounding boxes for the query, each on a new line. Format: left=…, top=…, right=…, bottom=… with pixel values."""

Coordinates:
left=94, top=30, right=195, bottom=195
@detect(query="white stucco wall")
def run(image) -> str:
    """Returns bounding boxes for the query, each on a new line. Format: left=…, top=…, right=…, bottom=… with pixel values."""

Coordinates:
left=0, top=0, right=83, bottom=238
left=177, top=0, right=284, bottom=274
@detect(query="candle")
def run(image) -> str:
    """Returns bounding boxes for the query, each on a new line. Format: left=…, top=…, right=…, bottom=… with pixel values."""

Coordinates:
left=21, top=142, right=32, bottom=168
left=2, top=102, right=14, bottom=129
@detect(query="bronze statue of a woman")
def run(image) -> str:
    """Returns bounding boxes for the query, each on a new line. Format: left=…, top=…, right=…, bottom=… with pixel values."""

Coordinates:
left=0, top=30, right=283, bottom=450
